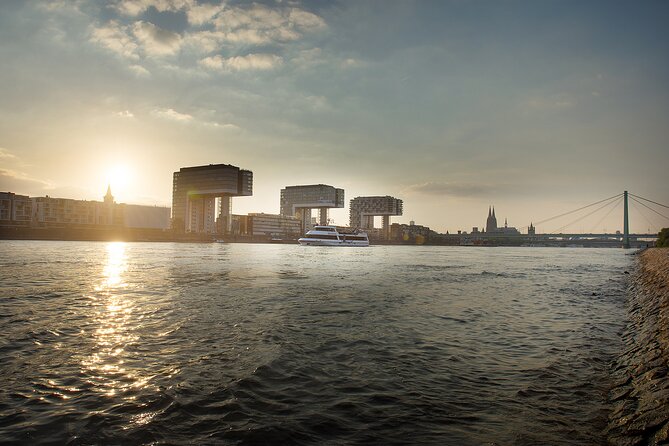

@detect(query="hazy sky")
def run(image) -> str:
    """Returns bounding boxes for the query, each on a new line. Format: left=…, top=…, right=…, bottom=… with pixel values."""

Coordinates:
left=1, top=0, right=668, bottom=233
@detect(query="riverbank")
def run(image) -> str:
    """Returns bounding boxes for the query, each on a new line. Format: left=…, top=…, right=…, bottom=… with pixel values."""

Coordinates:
left=607, top=248, right=669, bottom=445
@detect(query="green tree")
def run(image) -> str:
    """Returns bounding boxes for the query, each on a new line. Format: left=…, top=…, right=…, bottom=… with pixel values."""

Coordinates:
left=657, top=228, right=669, bottom=247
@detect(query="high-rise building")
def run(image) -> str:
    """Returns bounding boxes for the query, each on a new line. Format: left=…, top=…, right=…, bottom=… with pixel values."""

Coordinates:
left=349, top=196, right=403, bottom=239
left=172, top=164, right=253, bottom=234
left=280, top=184, right=344, bottom=231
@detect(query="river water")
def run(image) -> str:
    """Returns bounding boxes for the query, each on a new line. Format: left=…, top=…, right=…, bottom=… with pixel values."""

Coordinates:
left=0, top=241, right=631, bottom=445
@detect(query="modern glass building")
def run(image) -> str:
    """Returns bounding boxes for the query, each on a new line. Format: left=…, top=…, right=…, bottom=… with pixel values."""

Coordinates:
left=172, top=164, right=253, bottom=234
left=349, top=196, right=403, bottom=239
left=280, top=184, right=344, bottom=231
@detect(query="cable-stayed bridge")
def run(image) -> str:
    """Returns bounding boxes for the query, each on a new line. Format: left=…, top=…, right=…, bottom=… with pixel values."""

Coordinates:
left=530, top=191, right=667, bottom=248
left=459, top=191, right=667, bottom=248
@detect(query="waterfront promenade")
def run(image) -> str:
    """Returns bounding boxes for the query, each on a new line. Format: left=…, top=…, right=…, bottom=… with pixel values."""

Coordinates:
left=608, top=248, right=669, bottom=445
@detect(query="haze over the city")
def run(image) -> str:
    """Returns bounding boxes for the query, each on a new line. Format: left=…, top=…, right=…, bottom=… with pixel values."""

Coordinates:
left=1, top=0, right=667, bottom=233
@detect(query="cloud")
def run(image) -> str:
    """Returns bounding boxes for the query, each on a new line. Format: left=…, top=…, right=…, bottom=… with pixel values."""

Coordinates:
left=292, top=47, right=324, bottom=68
left=0, top=148, right=18, bottom=160
left=149, top=108, right=241, bottom=130
left=0, top=169, right=54, bottom=195
left=0, top=150, right=53, bottom=194
left=116, top=110, right=135, bottom=118
left=341, top=58, right=363, bottom=69
left=110, top=0, right=329, bottom=49
left=151, top=108, right=193, bottom=122
left=90, top=21, right=139, bottom=60
left=187, top=2, right=226, bottom=26
left=207, top=122, right=242, bottom=133
left=403, top=182, right=494, bottom=198
left=132, top=21, right=182, bottom=56
left=211, top=4, right=326, bottom=45
left=129, top=64, right=151, bottom=77
left=185, top=30, right=227, bottom=53
left=37, top=0, right=86, bottom=14
left=112, top=0, right=192, bottom=17
left=89, top=3, right=325, bottom=75
left=90, top=20, right=182, bottom=61
left=288, top=8, right=327, bottom=31
left=199, top=53, right=282, bottom=72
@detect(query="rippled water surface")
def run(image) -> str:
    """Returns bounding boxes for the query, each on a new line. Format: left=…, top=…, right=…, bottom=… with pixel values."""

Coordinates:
left=0, top=241, right=632, bottom=445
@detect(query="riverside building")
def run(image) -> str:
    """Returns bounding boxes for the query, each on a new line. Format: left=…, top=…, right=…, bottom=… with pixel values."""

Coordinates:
left=0, top=192, right=32, bottom=223
left=228, top=213, right=301, bottom=240
left=171, top=164, right=253, bottom=235
left=349, top=196, right=403, bottom=239
left=280, top=184, right=344, bottom=231
left=0, top=187, right=170, bottom=230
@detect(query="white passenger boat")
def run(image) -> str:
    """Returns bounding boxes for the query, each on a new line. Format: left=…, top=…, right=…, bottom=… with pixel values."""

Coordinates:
left=298, top=225, right=369, bottom=246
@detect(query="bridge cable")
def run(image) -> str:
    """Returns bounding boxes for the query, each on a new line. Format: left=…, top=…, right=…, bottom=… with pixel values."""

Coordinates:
left=629, top=193, right=669, bottom=210
left=629, top=196, right=669, bottom=222
left=589, top=196, right=623, bottom=233
left=533, top=193, right=622, bottom=228
left=551, top=195, right=624, bottom=234
left=629, top=198, right=658, bottom=233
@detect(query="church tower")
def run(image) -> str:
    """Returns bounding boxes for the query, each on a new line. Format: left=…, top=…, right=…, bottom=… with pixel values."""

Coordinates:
left=486, top=206, right=498, bottom=233
left=104, top=184, right=114, bottom=204
left=103, top=184, right=115, bottom=225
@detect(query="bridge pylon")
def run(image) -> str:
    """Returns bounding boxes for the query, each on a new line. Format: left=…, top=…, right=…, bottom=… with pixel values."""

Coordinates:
left=623, top=190, right=630, bottom=249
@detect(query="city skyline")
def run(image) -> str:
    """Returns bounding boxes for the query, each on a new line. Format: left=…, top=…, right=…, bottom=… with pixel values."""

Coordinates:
left=1, top=0, right=668, bottom=233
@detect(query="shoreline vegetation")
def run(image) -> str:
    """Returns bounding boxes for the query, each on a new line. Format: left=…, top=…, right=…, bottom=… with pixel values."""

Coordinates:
left=607, top=248, right=669, bottom=445
left=656, top=228, right=669, bottom=247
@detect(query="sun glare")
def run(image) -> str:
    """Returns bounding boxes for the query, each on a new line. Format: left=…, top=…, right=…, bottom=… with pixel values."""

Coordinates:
left=105, top=165, right=133, bottom=198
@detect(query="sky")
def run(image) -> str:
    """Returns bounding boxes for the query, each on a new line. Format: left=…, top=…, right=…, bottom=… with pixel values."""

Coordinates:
left=1, top=0, right=668, bottom=234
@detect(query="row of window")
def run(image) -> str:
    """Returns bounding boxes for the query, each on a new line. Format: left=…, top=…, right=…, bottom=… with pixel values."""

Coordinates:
left=301, top=235, right=368, bottom=241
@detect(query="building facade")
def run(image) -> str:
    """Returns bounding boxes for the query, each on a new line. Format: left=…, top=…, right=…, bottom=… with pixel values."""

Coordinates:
left=120, top=204, right=171, bottom=229
left=349, top=196, right=403, bottom=239
left=0, top=188, right=170, bottom=230
left=390, top=222, right=433, bottom=244
left=280, top=184, right=344, bottom=231
left=228, top=213, right=301, bottom=239
left=0, top=192, right=32, bottom=224
left=248, top=213, right=301, bottom=238
left=172, top=164, right=253, bottom=234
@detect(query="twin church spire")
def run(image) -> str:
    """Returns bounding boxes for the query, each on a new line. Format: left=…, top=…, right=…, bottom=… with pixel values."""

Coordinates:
left=486, top=205, right=497, bottom=233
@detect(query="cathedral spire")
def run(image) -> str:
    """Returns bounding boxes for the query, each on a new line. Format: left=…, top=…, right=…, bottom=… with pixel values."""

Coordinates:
left=492, top=206, right=496, bottom=218
left=104, top=184, right=114, bottom=203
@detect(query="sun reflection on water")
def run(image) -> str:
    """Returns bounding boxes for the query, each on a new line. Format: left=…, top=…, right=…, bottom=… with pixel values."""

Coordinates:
left=97, top=241, right=127, bottom=290
left=82, top=242, right=156, bottom=400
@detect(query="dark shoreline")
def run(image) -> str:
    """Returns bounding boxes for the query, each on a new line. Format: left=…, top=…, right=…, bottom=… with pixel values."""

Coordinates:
left=607, top=248, right=669, bottom=445
left=0, top=227, right=653, bottom=247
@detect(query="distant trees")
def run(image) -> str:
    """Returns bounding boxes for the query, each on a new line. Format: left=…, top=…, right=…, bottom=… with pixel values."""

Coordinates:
left=657, top=228, right=669, bottom=247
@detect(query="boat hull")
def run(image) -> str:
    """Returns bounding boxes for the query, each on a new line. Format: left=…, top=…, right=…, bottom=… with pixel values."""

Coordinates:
left=298, top=238, right=369, bottom=247
left=298, top=225, right=370, bottom=247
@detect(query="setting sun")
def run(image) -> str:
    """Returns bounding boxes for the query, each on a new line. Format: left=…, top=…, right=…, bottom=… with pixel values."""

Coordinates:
left=105, top=165, right=133, bottom=201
